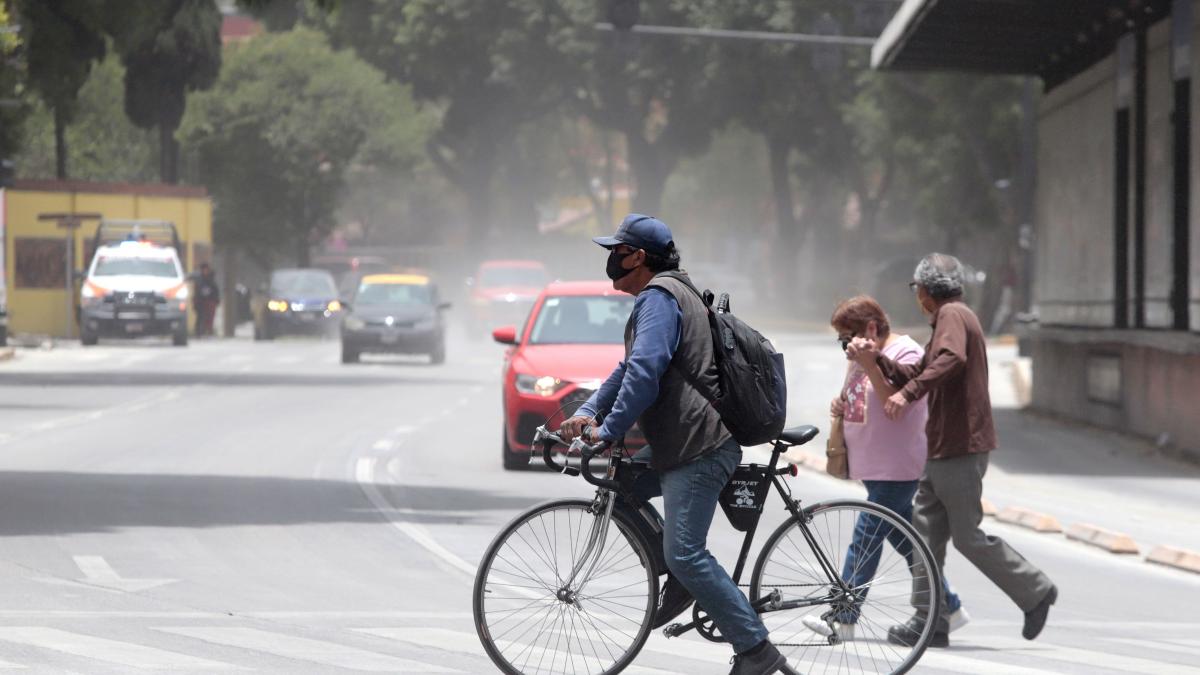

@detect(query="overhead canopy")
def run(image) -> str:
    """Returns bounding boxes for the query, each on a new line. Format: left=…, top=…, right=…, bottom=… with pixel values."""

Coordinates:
left=872, top=0, right=1171, bottom=87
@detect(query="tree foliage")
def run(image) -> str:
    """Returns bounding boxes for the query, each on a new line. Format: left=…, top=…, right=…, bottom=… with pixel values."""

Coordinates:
left=17, top=0, right=107, bottom=178
left=182, top=28, right=431, bottom=267
left=110, top=0, right=221, bottom=184
left=0, top=0, right=26, bottom=160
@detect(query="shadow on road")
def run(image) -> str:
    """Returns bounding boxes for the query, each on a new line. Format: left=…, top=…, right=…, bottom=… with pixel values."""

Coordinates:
left=0, top=371, right=484, bottom=388
left=0, top=472, right=539, bottom=535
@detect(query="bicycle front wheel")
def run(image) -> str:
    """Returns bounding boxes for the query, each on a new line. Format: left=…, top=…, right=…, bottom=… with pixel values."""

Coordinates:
left=750, top=499, right=942, bottom=675
left=473, top=499, right=658, bottom=675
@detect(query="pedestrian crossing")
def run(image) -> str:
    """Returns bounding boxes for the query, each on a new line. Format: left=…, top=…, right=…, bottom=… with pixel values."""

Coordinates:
left=0, top=622, right=1189, bottom=673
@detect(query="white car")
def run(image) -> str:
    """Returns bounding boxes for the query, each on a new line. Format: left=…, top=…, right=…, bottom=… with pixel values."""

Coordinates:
left=78, top=239, right=190, bottom=346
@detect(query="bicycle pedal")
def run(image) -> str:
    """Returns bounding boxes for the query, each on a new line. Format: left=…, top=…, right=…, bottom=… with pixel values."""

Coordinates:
left=663, top=624, right=682, bottom=638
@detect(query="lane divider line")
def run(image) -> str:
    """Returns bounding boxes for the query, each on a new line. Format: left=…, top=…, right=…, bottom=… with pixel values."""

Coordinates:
left=354, top=457, right=476, bottom=579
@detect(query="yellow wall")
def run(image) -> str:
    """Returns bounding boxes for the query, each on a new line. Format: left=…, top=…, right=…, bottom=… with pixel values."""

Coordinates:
left=3, top=186, right=213, bottom=337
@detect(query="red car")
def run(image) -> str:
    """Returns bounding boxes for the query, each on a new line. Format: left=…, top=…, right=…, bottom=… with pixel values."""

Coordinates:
left=468, top=259, right=550, bottom=338
left=493, top=280, right=644, bottom=470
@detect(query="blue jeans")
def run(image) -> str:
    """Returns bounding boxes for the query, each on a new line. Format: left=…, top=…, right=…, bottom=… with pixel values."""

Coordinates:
left=631, top=439, right=768, bottom=654
left=838, top=480, right=962, bottom=622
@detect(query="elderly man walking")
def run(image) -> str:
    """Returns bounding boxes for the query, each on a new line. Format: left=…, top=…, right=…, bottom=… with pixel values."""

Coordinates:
left=847, top=253, right=1057, bottom=648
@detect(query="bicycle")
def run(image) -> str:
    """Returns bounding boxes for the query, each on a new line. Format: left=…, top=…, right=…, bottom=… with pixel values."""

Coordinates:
left=473, top=424, right=943, bottom=675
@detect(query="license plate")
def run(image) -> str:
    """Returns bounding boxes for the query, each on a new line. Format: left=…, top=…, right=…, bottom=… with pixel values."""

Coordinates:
left=381, top=332, right=399, bottom=344
left=300, top=313, right=316, bottom=321
left=125, top=322, right=144, bottom=333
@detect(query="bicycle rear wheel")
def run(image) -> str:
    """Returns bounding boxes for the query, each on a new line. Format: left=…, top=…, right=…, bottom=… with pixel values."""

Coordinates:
left=750, top=499, right=942, bottom=675
left=473, top=499, right=658, bottom=675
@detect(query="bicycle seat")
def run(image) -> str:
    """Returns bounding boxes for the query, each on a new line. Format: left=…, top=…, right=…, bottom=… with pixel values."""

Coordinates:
left=776, top=425, right=819, bottom=446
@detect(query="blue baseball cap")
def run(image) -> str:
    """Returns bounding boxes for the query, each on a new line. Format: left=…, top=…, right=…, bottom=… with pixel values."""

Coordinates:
left=593, top=214, right=674, bottom=256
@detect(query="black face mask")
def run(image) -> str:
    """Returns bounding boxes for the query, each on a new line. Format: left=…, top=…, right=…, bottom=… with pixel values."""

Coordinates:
left=605, top=249, right=637, bottom=281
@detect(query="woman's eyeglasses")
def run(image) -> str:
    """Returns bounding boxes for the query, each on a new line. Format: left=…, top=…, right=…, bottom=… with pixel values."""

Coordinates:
left=908, top=281, right=920, bottom=292
left=838, top=335, right=855, bottom=352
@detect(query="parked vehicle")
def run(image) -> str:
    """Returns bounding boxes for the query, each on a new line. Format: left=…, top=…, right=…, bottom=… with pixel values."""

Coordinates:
left=493, top=280, right=643, bottom=470
left=252, top=268, right=343, bottom=340
left=468, top=259, right=549, bottom=338
left=78, top=222, right=190, bottom=347
left=341, top=273, right=450, bottom=364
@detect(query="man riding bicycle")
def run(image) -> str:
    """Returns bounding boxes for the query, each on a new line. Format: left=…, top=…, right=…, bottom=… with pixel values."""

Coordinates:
left=560, top=214, right=787, bottom=675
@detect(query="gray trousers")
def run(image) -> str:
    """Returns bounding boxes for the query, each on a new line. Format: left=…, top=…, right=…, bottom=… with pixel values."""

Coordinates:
left=911, top=452, right=1053, bottom=629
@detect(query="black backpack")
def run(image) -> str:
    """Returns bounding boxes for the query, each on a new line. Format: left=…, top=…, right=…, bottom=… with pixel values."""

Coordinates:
left=662, top=272, right=788, bottom=447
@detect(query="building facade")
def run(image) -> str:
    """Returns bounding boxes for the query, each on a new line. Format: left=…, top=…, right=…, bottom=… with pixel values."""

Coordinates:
left=874, top=0, right=1200, bottom=459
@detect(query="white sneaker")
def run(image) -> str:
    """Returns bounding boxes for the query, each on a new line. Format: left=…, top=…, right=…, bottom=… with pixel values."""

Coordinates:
left=947, top=606, right=971, bottom=632
left=802, top=614, right=856, bottom=641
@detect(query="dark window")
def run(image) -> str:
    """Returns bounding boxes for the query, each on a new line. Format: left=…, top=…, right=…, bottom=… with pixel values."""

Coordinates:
left=529, top=295, right=633, bottom=345
left=14, top=238, right=67, bottom=289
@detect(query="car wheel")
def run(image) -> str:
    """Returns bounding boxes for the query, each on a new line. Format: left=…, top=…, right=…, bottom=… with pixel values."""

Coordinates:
left=430, top=342, right=446, bottom=365
left=502, top=427, right=529, bottom=471
left=172, top=328, right=188, bottom=347
left=80, top=329, right=98, bottom=347
left=341, top=344, right=360, bottom=364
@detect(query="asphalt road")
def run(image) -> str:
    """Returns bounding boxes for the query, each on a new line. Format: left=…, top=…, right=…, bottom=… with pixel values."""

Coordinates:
left=0, top=326, right=1196, bottom=674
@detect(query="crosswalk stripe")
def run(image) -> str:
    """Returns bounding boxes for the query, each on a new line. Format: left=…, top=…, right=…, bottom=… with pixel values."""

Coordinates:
left=1105, top=637, right=1200, bottom=659
left=159, top=627, right=461, bottom=672
left=917, top=650, right=1061, bottom=675
left=0, top=627, right=232, bottom=669
left=356, top=627, right=682, bottom=675
left=983, top=636, right=1200, bottom=674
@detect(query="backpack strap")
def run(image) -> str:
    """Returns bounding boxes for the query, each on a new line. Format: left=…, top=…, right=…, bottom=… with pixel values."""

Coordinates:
left=647, top=272, right=721, bottom=404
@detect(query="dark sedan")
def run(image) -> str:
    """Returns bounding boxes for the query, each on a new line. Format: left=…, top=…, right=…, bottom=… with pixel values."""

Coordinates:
left=341, top=274, right=449, bottom=364
left=252, top=269, right=344, bottom=340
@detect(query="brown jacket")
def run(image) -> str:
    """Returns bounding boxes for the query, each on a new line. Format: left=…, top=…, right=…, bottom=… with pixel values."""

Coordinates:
left=876, top=300, right=996, bottom=460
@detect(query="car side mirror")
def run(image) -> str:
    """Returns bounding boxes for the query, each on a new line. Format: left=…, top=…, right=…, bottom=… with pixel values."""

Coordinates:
left=438, top=301, right=452, bottom=310
left=492, top=325, right=518, bottom=345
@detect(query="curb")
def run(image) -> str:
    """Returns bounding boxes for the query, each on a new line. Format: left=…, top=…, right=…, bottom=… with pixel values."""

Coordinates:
left=1065, top=523, right=1140, bottom=554
left=980, top=498, right=998, bottom=516
left=995, top=506, right=1063, bottom=533
left=1146, top=545, right=1200, bottom=574
left=0, top=347, right=13, bottom=362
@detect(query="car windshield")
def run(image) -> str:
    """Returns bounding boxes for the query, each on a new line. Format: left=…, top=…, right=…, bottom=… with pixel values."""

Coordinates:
left=355, top=282, right=432, bottom=306
left=272, top=271, right=337, bottom=296
left=92, top=256, right=179, bottom=278
left=528, top=295, right=633, bottom=345
left=479, top=266, right=547, bottom=288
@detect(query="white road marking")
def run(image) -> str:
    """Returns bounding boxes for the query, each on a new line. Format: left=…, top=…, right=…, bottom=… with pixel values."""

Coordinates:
left=354, top=457, right=476, bottom=578
left=158, top=627, right=460, bottom=672
left=274, top=356, right=303, bottom=365
left=981, top=636, right=1200, bottom=674
left=72, top=555, right=177, bottom=592
left=371, top=439, right=396, bottom=452
left=394, top=425, right=417, bottom=435
left=917, top=649, right=1062, bottom=675
left=358, top=628, right=678, bottom=675
left=1105, top=637, right=1200, bottom=658
left=0, top=627, right=233, bottom=669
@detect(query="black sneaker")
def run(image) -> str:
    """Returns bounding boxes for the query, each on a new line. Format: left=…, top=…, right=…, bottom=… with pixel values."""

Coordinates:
left=1022, top=585, right=1057, bottom=640
left=886, top=616, right=949, bottom=648
left=728, top=641, right=786, bottom=675
left=651, top=575, right=694, bottom=629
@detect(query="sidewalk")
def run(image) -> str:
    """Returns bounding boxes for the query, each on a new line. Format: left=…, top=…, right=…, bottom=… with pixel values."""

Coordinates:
left=786, top=339, right=1200, bottom=573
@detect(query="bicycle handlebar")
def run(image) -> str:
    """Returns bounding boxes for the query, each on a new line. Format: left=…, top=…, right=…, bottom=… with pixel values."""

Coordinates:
left=533, top=426, right=618, bottom=490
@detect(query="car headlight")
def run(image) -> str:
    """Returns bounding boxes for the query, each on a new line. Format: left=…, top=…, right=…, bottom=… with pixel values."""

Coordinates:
left=515, top=374, right=569, bottom=397
left=267, top=300, right=289, bottom=312
left=344, top=316, right=366, bottom=330
left=174, top=286, right=190, bottom=300
left=326, top=300, right=342, bottom=312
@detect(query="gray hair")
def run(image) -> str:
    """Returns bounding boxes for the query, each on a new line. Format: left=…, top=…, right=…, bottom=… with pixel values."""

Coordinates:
left=913, top=253, right=965, bottom=300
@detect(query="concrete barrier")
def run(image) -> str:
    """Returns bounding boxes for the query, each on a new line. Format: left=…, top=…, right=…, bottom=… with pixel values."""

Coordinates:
left=1065, top=523, right=1140, bottom=554
left=1146, top=545, right=1200, bottom=574
left=981, top=498, right=998, bottom=516
left=996, top=506, right=1062, bottom=533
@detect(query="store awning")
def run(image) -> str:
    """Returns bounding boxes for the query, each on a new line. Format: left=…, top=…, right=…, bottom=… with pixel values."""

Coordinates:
left=872, top=0, right=1170, bottom=87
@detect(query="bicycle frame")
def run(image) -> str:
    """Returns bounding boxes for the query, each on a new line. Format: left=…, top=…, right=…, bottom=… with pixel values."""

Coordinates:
left=532, top=426, right=854, bottom=641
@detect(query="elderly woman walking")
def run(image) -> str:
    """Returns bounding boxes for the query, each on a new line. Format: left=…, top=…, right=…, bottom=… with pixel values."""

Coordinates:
left=803, top=295, right=967, bottom=643
left=848, top=253, right=1057, bottom=648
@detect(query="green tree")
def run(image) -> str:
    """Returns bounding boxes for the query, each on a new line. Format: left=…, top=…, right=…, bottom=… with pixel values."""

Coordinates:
left=182, top=27, right=431, bottom=267
left=17, top=0, right=106, bottom=179
left=0, top=0, right=26, bottom=163
left=16, top=53, right=157, bottom=182
left=110, top=0, right=221, bottom=184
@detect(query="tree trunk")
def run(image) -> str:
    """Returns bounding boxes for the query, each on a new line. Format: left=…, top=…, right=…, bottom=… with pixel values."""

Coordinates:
left=295, top=231, right=310, bottom=268
left=626, top=135, right=672, bottom=215
left=767, top=137, right=801, bottom=303
left=159, top=124, right=179, bottom=184
left=54, top=107, right=67, bottom=179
